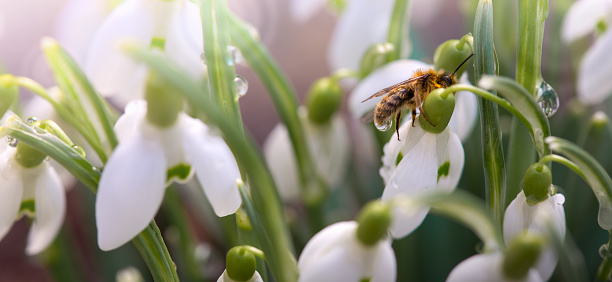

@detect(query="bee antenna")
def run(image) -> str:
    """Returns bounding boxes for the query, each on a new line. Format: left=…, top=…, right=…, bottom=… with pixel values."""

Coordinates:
left=451, top=53, right=474, bottom=77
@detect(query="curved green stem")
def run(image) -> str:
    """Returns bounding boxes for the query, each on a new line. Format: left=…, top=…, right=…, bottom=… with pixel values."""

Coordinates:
left=387, top=0, right=411, bottom=61
left=597, top=231, right=612, bottom=281
left=538, top=154, right=585, bottom=180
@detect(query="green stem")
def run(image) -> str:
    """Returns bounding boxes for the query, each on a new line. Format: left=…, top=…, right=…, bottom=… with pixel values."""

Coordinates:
left=473, top=0, right=505, bottom=226
left=387, top=0, right=411, bottom=61
left=131, top=222, right=180, bottom=282
left=508, top=0, right=549, bottom=207
left=597, top=230, right=612, bottom=281
left=41, top=228, right=82, bottom=282
left=538, top=154, right=585, bottom=180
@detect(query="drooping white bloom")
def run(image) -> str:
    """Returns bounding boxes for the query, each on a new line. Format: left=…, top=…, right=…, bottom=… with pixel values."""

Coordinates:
left=96, top=100, right=241, bottom=250
left=217, top=270, right=264, bottom=282
left=298, top=221, right=396, bottom=282
left=85, top=0, right=204, bottom=106
left=0, top=114, right=66, bottom=255
left=446, top=253, right=543, bottom=282
left=379, top=119, right=464, bottom=238
left=503, top=191, right=566, bottom=281
left=349, top=59, right=478, bottom=141
left=562, top=0, right=612, bottom=104
left=263, top=108, right=350, bottom=201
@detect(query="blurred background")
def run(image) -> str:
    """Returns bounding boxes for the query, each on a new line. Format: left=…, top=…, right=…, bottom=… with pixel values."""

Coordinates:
left=0, top=0, right=608, bottom=281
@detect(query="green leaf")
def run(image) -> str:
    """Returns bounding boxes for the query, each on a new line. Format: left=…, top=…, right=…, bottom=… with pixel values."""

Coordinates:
left=386, top=0, right=411, bottom=61
left=545, top=137, right=612, bottom=230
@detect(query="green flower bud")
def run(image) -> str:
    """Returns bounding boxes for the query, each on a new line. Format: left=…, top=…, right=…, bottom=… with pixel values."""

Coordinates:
left=419, top=88, right=455, bottom=134
left=522, top=163, right=552, bottom=204
left=356, top=201, right=391, bottom=246
left=359, top=43, right=394, bottom=78
left=226, top=246, right=257, bottom=282
left=145, top=71, right=184, bottom=128
left=502, top=235, right=545, bottom=280
left=306, top=77, right=343, bottom=124
left=15, top=142, right=47, bottom=168
left=433, top=34, right=473, bottom=77
left=0, top=74, right=18, bottom=118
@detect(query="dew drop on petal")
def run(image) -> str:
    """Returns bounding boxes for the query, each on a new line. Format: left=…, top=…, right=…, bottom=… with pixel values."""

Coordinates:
left=600, top=244, right=609, bottom=258
left=375, top=119, right=392, bottom=132
left=536, top=80, right=560, bottom=117
left=227, top=45, right=244, bottom=66
left=7, top=135, right=17, bottom=147
left=200, top=52, right=206, bottom=64
left=234, top=75, right=248, bottom=98
left=26, top=116, right=39, bottom=124
left=526, top=195, right=538, bottom=206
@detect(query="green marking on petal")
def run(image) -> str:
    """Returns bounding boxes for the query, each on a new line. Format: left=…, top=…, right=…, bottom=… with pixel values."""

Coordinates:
left=150, top=37, right=166, bottom=50
left=167, top=164, right=192, bottom=183
left=20, top=199, right=35, bottom=215
left=395, top=152, right=404, bottom=166
left=437, top=161, right=450, bottom=182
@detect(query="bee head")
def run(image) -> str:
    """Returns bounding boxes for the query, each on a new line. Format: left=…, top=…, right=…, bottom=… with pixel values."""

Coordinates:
left=441, top=75, right=453, bottom=87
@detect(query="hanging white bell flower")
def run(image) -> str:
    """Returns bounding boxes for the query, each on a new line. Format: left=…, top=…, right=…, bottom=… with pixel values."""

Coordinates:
left=379, top=118, right=464, bottom=238
left=349, top=59, right=477, bottom=141
left=0, top=113, right=66, bottom=255
left=85, top=0, right=204, bottom=106
left=96, top=100, right=241, bottom=251
left=504, top=190, right=566, bottom=281
left=297, top=221, right=396, bottom=282
left=217, top=270, right=264, bottom=282
left=562, top=0, right=612, bottom=104
left=446, top=253, right=543, bottom=282
left=263, top=107, right=350, bottom=201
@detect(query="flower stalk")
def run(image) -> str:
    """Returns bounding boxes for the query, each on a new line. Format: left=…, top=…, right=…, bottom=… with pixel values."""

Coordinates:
left=387, top=0, right=411, bottom=61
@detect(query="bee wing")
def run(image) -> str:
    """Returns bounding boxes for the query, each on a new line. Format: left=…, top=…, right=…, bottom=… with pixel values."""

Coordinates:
left=361, top=110, right=375, bottom=123
left=361, top=74, right=429, bottom=103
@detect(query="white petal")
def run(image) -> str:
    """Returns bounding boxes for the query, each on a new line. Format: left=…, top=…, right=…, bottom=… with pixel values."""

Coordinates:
left=561, top=0, right=612, bottom=43
left=446, top=253, right=543, bottom=282
left=54, top=0, right=109, bottom=65
left=289, top=0, right=328, bottom=23
left=218, top=270, right=264, bottom=282
left=165, top=0, right=206, bottom=79
left=26, top=163, right=66, bottom=255
left=263, top=123, right=301, bottom=201
left=382, top=121, right=464, bottom=238
left=113, top=65, right=149, bottom=108
left=577, top=27, right=612, bottom=104
left=85, top=0, right=155, bottom=95
left=448, top=74, right=478, bottom=141
left=114, top=100, right=147, bottom=142
left=96, top=135, right=167, bottom=251
left=298, top=221, right=357, bottom=271
left=328, top=0, right=396, bottom=72
left=371, top=241, right=397, bottom=282
left=181, top=117, right=241, bottom=217
left=0, top=149, right=23, bottom=242
left=349, top=60, right=431, bottom=119
left=306, top=113, right=351, bottom=188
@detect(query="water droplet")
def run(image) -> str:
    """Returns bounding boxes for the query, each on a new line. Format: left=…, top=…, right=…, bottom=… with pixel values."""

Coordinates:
left=7, top=136, right=17, bottom=147
left=200, top=52, right=206, bottom=64
left=375, top=119, right=392, bottom=132
left=548, top=184, right=557, bottom=196
left=234, top=75, right=248, bottom=98
left=600, top=244, right=609, bottom=258
left=72, top=145, right=86, bottom=157
left=536, top=81, right=559, bottom=117
left=227, top=45, right=244, bottom=66
left=525, top=195, right=538, bottom=206
left=26, top=116, right=39, bottom=124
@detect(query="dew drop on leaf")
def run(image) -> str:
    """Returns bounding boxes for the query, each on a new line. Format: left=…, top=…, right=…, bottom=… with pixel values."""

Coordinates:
left=234, top=75, right=248, bottom=98
left=536, top=80, right=559, bottom=117
left=7, top=135, right=17, bottom=147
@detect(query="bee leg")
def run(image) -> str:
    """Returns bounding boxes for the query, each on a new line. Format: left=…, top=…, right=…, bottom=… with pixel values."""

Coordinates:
left=419, top=107, right=436, bottom=127
left=411, top=110, right=417, bottom=127
left=395, top=111, right=402, bottom=141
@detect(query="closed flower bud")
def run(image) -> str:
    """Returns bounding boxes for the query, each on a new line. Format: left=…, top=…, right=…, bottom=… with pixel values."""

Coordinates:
left=306, top=77, right=343, bottom=124
left=356, top=201, right=392, bottom=246
left=522, top=163, right=552, bottom=204
left=226, top=246, right=257, bottom=282
left=433, top=34, right=473, bottom=77
left=419, top=88, right=455, bottom=134
left=359, top=43, right=394, bottom=78
left=0, top=74, right=18, bottom=118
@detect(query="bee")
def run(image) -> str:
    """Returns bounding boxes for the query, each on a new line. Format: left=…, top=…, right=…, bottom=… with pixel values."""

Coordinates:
left=362, top=54, right=474, bottom=141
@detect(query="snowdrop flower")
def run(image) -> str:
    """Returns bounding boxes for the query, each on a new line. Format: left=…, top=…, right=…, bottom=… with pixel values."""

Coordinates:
left=0, top=113, right=66, bottom=255
left=504, top=190, right=566, bottom=281
left=218, top=245, right=264, bottom=282
left=298, top=220, right=396, bottom=282
left=349, top=59, right=477, bottom=141
left=85, top=0, right=204, bottom=106
left=217, top=270, right=263, bottom=282
left=96, top=100, right=241, bottom=250
left=263, top=107, right=350, bottom=201
left=446, top=253, right=543, bottom=282
left=562, top=0, right=612, bottom=104
left=54, top=0, right=117, bottom=65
